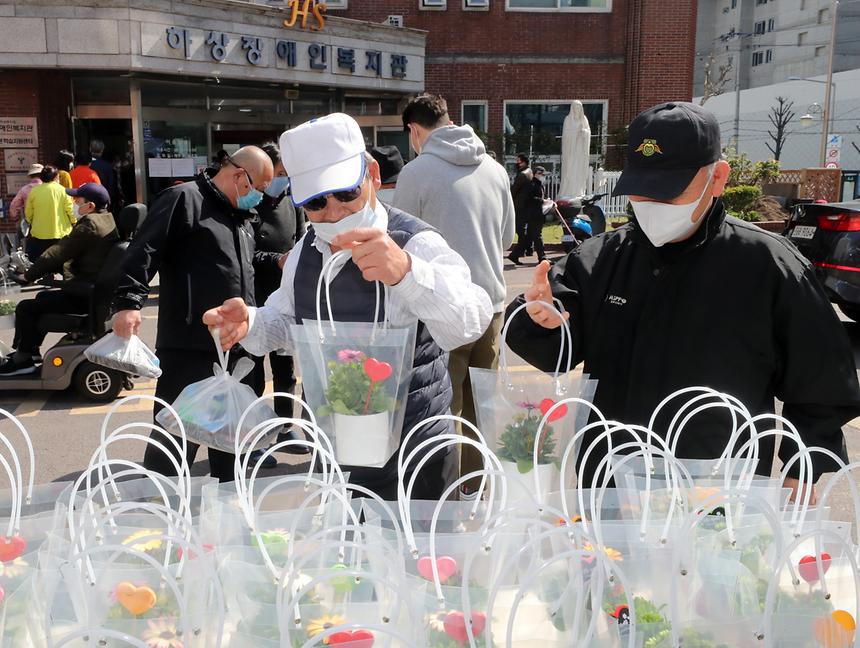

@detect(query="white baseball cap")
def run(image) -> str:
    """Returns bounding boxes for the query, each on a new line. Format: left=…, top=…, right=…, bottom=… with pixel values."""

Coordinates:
left=27, top=164, right=43, bottom=177
left=279, top=113, right=367, bottom=206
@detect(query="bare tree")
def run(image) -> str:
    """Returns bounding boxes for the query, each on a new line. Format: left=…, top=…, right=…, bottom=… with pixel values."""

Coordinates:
left=699, top=53, right=733, bottom=106
left=766, top=96, right=795, bottom=161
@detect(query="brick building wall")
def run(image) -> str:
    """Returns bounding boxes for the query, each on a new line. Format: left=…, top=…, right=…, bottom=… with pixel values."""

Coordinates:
left=335, top=0, right=697, bottom=159
left=0, top=69, right=72, bottom=231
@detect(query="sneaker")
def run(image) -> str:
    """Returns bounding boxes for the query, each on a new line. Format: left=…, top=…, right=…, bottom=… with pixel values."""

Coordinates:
left=507, top=253, right=522, bottom=266
left=248, top=449, right=278, bottom=469
left=0, top=356, right=36, bottom=376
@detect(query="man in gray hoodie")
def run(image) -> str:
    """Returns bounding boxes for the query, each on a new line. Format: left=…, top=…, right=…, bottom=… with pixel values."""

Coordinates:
left=394, top=94, right=515, bottom=492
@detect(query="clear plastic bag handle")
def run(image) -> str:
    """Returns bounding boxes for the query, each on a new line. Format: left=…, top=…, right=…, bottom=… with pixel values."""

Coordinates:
left=397, top=413, right=492, bottom=525
left=0, top=408, right=34, bottom=506
left=499, top=300, right=573, bottom=387
left=315, top=248, right=388, bottom=340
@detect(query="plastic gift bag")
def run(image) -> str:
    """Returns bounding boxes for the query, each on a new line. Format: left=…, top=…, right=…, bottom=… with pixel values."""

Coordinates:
left=84, top=333, right=162, bottom=378
left=470, top=301, right=597, bottom=506
left=156, top=331, right=276, bottom=452
left=291, top=250, right=416, bottom=468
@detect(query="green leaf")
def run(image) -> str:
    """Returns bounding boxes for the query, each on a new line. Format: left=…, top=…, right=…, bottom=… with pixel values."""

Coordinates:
left=516, top=458, right=534, bottom=474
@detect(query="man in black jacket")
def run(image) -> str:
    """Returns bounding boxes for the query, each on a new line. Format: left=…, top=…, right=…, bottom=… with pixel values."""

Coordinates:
left=509, top=153, right=533, bottom=264
left=505, top=101, right=860, bottom=500
left=111, top=146, right=273, bottom=481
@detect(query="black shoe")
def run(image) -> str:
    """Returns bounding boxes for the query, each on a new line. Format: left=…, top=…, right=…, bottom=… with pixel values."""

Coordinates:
left=248, top=449, right=278, bottom=469
left=276, top=427, right=311, bottom=455
left=525, top=248, right=534, bottom=256
left=0, top=356, right=36, bottom=376
left=507, top=253, right=522, bottom=265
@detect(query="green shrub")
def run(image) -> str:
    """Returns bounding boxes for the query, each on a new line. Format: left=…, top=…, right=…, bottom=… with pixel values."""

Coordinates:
left=723, top=185, right=762, bottom=221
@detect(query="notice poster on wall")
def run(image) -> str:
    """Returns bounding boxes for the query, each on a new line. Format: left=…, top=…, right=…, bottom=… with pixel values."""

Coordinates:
left=0, top=118, right=37, bottom=148
left=147, top=158, right=173, bottom=178
left=3, top=149, right=38, bottom=172
left=171, top=158, right=195, bottom=178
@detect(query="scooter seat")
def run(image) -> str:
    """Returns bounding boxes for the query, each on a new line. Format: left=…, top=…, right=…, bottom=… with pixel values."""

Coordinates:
left=38, top=313, right=89, bottom=334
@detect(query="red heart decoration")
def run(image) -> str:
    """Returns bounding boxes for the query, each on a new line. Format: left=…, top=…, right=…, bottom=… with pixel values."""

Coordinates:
left=799, top=553, right=832, bottom=583
left=417, top=555, right=458, bottom=583
left=0, top=536, right=26, bottom=563
left=444, top=611, right=487, bottom=644
left=539, top=398, right=568, bottom=422
left=363, top=358, right=393, bottom=383
left=328, top=629, right=374, bottom=647
left=177, top=543, right=214, bottom=561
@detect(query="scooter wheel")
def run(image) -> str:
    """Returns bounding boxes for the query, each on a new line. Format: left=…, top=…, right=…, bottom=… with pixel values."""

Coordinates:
left=73, top=361, right=124, bottom=402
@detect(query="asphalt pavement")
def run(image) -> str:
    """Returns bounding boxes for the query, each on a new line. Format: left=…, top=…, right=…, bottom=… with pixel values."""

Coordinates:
left=0, top=251, right=858, bottom=525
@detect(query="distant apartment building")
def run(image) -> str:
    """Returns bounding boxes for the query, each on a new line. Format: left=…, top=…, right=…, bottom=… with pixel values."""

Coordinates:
left=694, top=0, right=860, bottom=95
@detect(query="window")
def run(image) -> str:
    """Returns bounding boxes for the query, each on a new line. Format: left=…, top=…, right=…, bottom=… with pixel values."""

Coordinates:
left=752, top=51, right=764, bottom=66
left=815, top=45, right=827, bottom=57
left=421, top=0, right=446, bottom=9
left=818, top=8, right=829, bottom=23
left=325, top=0, right=347, bottom=7
left=731, top=0, right=737, bottom=7
left=755, top=0, right=767, bottom=6
left=798, top=31, right=808, bottom=45
left=768, top=17, right=775, bottom=31
left=754, top=20, right=766, bottom=35
left=462, top=101, right=488, bottom=133
left=765, top=49, right=773, bottom=62
left=465, top=0, right=489, bottom=7
left=506, top=0, right=610, bottom=12
left=503, top=100, right=607, bottom=157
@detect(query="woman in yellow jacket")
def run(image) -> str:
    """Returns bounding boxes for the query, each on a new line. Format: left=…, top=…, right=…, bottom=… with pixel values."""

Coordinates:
left=54, top=150, right=74, bottom=189
left=24, top=165, right=75, bottom=260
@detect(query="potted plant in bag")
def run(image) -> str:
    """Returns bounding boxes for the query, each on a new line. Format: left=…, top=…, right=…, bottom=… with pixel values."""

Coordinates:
left=319, top=349, right=397, bottom=466
left=496, top=400, right=565, bottom=499
left=0, top=300, right=15, bottom=330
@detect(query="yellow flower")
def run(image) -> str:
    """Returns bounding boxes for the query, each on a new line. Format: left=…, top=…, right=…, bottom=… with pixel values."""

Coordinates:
left=122, top=529, right=164, bottom=553
left=0, top=557, right=28, bottom=580
left=582, top=543, right=623, bottom=562
left=141, top=618, right=183, bottom=648
left=306, top=614, right=347, bottom=644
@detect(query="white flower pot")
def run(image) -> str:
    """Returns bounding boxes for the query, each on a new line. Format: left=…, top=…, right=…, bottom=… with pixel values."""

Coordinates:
left=0, top=315, right=14, bottom=330
left=333, top=411, right=392, bottom=467
left=499, top=459, right=559, bottom=507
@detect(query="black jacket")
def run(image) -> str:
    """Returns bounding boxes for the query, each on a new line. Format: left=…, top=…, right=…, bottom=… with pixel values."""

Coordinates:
left=25, top=209, right=118, bottom=284
left=511, top=168, right=533, bottom=219
left=252, top=191, right=305, bottom=303
left=524, top=176, right=545, bottom=222
left=111, top=171, right=256, bottom=352
left=505, top=199, right=860, bottom=483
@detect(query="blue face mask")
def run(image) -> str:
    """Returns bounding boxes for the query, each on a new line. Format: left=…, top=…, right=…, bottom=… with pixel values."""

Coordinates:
left=264, top=176, right=290, bottom=198
left=235, top=178, right=264, bottom=211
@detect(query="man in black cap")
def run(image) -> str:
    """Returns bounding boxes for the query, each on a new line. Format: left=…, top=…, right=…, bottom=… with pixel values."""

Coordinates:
left=0, top=183, right=118, bottom=375
left=370, top=145, right=404, bottom=203
left=504, top=101, right=860, bottom=500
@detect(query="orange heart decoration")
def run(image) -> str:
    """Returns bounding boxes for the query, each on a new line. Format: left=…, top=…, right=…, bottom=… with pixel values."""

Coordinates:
left=539, top=398, right=567, bottom=422
left=363, top=358, right=392, bottom=383
left=0, top=536, right=26, bottom=563
left=116, top=582, right=157, bottom=616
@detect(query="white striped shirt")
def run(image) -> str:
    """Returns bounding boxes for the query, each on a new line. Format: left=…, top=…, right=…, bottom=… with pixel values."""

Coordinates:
left=242, top=202, right=494, bottom=356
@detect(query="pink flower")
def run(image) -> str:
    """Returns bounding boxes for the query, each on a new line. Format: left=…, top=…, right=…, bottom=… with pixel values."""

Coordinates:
left=337, top=349, right=365, bottom=363
left=517, top=401, right=539, bottom=410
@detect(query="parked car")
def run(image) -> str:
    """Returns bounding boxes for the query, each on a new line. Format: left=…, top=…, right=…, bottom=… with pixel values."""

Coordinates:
left=784, top=199, right=860, bottom=321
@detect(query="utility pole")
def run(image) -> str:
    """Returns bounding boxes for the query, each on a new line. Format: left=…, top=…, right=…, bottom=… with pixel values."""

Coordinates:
left=820, top=0, right=839, bottom=166
left=732, top=0, right=744, bottom=150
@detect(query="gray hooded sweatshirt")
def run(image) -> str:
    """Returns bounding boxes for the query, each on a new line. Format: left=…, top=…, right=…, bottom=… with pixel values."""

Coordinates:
left=392, top=125, right=515, bottom=313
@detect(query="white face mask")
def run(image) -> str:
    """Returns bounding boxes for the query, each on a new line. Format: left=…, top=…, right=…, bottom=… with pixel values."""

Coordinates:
left=630, top=166, right=715, bottom=248
left=72, top=202, right=88, bottom=219
left=311, top=199, right=385, bottom=244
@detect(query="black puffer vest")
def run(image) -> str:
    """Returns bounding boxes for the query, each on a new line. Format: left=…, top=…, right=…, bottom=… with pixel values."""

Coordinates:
left=293, top=207, right=453, bottom=488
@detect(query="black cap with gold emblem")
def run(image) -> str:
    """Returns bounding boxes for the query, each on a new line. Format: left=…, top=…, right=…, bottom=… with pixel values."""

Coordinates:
left=612, top=101, right=722, bottom=201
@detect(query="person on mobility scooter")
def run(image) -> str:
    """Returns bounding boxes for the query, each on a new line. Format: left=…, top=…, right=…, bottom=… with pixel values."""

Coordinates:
left=0, top=185, right=146, bottom=401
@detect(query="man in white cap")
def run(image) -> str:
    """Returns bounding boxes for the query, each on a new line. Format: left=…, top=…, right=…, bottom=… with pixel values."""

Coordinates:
left=205, top=113, right=493, bottom=499
left=7, top=164, right=43, bottom=253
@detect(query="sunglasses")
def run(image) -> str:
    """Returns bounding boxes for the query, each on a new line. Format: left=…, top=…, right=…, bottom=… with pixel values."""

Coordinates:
left=302, top=182, right=365, bottom=212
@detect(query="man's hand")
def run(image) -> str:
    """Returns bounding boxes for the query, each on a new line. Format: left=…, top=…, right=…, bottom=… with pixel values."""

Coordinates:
left=202, top=297, right=250, bottom=351
left=524, top=260, right=568, bottom=329
left=112, top=309, right=142, bottom=338
left=784, top=477, right=817, bottom=505
left=331, top=228, right=411, bottom=286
